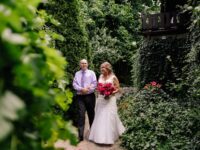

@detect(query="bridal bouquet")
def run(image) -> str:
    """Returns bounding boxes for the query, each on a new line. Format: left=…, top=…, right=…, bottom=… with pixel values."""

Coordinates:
left=97, top=83, right=115, bottom=99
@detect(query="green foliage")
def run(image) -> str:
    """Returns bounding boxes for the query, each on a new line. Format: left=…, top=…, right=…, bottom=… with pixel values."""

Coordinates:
left=0, top=91, right=25, bottom=141
left=80, top=0, right=154, bottom=84
left=119, top=1, right=200, bottom=150
left=166, top=0, right=200, bottom=105
left=119, top=86, right=200, bottom=150
left=139, top=0, right=161, bottom=14
left=185, top=1, right=200, bottom=105
left=137, top=37, right=191, bottom=88
left=0, top=0, right=77, bottom=149
left=90, top=28, right=122, bottom=75
left=167, top=65, right=200, bottom=105
left=43, top=0, right=93, bottom=128
left=188, top=0, right=200, bottom=64
left=130, top=43, right=141, bottom=88
left=44, top=0, right=91, bottom=80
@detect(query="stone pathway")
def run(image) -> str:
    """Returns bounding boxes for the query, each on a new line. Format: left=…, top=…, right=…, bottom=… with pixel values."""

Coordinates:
left=55, top=114, right=125, bottom=150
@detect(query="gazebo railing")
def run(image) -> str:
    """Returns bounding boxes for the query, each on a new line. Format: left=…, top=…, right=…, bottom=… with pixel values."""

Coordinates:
left=141, top=12, right=189, bottom=34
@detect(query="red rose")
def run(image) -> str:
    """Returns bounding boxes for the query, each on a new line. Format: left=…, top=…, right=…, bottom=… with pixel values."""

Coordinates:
left=97, top=82, right=115, bottom=97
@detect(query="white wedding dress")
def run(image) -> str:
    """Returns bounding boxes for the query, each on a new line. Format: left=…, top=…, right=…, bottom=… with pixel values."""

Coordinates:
left=88, top=75, right=125, bottom=144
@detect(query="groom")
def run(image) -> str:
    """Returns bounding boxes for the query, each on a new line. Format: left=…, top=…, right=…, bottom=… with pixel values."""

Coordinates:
left=73, top=59, right=97, bottom=141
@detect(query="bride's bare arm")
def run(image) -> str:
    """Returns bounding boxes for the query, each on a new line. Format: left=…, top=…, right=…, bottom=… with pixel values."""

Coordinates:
left=113, top=76, right=120, bottom=94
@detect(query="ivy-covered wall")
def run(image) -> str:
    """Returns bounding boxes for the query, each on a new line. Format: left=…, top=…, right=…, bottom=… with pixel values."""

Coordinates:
left=138, top=35, right=191, bottom=88
left=44, top=0, right=91, bottom=80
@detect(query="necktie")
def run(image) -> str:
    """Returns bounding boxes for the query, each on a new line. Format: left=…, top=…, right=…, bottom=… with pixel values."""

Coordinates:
left=81, top=71, right=85, bottom=87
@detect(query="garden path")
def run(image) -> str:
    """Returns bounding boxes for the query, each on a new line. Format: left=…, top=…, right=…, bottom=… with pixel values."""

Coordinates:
left=75, top=114, right=125, bottom=150
left=55, top=115, right=124, bottom=150
left=55, top=87, right=136, bottom=150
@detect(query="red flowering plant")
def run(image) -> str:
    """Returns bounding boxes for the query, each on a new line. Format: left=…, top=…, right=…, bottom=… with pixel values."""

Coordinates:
left=97, top=82, right=115, bottom=99
left=142, top=81, right=164, bottom=103
left=143, top=81, right=162, bottom=92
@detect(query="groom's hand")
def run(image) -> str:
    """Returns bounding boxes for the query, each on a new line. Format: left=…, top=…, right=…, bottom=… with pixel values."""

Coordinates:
left=81, top=88, right=89, bottom=94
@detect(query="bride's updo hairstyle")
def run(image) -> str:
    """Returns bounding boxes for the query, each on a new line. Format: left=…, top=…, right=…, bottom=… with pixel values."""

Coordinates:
left=101, top=62, right=113, bottom=74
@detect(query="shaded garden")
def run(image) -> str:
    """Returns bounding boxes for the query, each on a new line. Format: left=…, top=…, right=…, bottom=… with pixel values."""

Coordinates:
left=0, top=0, right=199, bottom=150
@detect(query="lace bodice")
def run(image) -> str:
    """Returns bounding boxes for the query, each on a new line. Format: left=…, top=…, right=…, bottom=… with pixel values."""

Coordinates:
left=98, top=74, right=114, bottom=85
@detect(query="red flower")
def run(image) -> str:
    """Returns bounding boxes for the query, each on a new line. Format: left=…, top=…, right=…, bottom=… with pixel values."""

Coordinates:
left=97, top=82, right=115, bottom=97
left=143, top=81, right=162, bottom=92
left=150, top=81, right=157, bottom=86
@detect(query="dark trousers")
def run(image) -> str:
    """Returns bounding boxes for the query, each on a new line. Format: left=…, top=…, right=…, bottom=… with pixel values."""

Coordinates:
left=77, top=93, right=96, bottom=140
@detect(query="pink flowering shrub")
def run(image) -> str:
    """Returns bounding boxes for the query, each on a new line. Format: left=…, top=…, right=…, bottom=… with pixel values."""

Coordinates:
left=143, top=81, right=161, bottom=92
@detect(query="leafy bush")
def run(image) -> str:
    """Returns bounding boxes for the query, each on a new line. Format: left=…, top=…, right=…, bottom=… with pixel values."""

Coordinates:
left=119, top=1, right=200, bottom=150
left=90, top=27, right=122, bottom=75
left=44, top=0, right=92, bottom=80
left=166, top=0, right=200, bottom=103
left=0, top=0, right=77, bottom=149
left=138, top=37, right=191, bottom=88
left=80, top=0, right=154, bottom=84
left=119, top=83, right=200, bottom=150
left=166, top=64, right=200, bottom=106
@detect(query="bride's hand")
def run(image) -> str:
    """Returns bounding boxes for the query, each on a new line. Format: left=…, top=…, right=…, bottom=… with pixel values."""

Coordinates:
left=112, top=89, right=119, bottom=94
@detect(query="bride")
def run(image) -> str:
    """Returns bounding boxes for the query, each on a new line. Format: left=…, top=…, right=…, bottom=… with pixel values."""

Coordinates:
left=88, top=62, right=125, bottom=144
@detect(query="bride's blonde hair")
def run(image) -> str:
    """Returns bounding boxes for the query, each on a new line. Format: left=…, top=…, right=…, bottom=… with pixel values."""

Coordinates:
left=101, top=62, right=113, bottom=74
left=101, top=61, right=122, bottom=93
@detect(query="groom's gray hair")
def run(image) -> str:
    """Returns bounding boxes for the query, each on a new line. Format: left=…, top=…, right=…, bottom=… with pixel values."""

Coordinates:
left=79, top=59, right=88, bottom=64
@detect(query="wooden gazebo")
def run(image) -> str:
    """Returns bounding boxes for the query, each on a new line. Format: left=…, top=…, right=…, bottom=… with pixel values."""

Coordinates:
left=141, top=0, right=190, bottom=36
